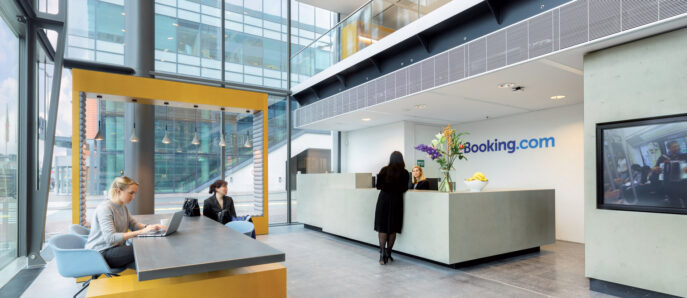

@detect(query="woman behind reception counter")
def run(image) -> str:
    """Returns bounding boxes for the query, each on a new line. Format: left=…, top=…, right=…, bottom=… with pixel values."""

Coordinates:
left=410, top=166, right=430, bottom=190
left=374, top=151, right=409, bottom=265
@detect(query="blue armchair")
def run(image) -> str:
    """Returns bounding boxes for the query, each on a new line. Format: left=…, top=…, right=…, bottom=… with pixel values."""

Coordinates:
left=69, top=224, right=90, bottom=240
left=48, top=234, right=127, bottom=298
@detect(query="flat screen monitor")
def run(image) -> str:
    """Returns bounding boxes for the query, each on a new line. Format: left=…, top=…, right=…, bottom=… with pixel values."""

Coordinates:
left=597, top=113, right=687, bottom=214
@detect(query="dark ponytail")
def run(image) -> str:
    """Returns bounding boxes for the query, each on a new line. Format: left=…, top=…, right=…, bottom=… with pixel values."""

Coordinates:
left=209, top=180, right=228, bottom=194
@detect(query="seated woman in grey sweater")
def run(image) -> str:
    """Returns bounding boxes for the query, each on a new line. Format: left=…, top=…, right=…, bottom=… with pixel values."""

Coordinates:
left=85, top=176, right=164, bottom=269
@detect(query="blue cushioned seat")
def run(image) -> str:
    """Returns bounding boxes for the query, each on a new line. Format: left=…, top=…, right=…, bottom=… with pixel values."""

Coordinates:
left=69, top=224, right=90, bottom=240
left=225, top=220, right=254, bottom=237
left=48, top=234, right=127, bottom=298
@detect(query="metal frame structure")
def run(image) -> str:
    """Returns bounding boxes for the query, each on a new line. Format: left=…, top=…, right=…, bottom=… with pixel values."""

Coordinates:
left=10, top=0, right=68, bottom=267
left=2, top=0, right=306, bottom=274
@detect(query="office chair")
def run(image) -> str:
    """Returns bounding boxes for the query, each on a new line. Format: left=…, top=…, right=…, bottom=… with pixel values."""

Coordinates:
left=48, top=234, right=127, bottom=298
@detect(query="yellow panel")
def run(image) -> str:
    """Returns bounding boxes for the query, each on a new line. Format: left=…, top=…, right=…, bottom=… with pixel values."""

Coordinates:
left=71, top=70, right=270, bottom=235
left=341, top=21, right=359, bottom=59
left=76, top=269, right=136, bottom=283
left=86, top=263, right=286, bottom=298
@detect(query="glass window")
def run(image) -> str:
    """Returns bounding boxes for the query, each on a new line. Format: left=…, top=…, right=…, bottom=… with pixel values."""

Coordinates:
left=0, top=15, right=19, bottom=270
left=67, top=0, right=125, bottom=64
left=45, top=70, right=74, bottom=241
left=155, top=0, right=223, bottom=79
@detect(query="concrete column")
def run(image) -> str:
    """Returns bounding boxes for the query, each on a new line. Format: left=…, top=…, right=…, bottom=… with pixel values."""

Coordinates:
left=123, top=0, right=155, bottom=214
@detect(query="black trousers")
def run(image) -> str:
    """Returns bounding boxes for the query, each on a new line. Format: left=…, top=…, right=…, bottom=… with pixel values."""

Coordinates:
left=101, top=244, right=135, bottom=269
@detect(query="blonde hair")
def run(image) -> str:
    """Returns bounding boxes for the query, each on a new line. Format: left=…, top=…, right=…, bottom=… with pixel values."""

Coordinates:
left=411, top=165, right=426, bottom=184
left=109, top=176, right=139, bottom=201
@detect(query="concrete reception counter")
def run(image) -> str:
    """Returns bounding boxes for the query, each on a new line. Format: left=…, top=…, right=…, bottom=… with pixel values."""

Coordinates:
left=296, top=173, right=555, bottom=266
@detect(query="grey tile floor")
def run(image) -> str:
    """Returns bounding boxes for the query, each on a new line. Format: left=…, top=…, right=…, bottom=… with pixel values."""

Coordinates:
left=21, top=225, right=613, bottom=298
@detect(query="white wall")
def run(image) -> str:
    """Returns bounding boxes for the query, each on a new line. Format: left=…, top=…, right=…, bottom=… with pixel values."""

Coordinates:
left=341, top=122, right=408, bottom=174
left=584, top=28, right=687, bottom=296
left=450, top=104, right=584, bottom=243
left=347, top=105, right=585, bottom=243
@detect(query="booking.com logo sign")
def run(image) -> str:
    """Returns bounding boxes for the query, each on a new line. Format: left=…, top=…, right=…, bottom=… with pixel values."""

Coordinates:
left=464, top=137, right=555, bottom=154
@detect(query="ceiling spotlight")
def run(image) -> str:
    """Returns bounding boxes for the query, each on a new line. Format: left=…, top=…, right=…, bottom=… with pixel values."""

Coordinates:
left=497, top=83, right=516, bottom=89
left=550, top=95, right=566, bottom=100
left=511, top=86, right=525, bottom=92
left=414, top=104, right=427, bottom=109
left=361, top=118, right=371, bottom=122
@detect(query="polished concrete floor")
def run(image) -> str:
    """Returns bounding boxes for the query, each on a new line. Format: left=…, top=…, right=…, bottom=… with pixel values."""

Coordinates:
left=22, top=225, right=612, bottom=298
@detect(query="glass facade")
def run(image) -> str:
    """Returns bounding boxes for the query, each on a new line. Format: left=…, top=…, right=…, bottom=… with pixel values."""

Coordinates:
left=67, top=0, right=126, bottom=65
left=45, top=70, right=73, bottom=240
left=80, top=100, right=284, bottom=220
left=0, top=15, right=19, bottom=270
left=154, top=0, right=337, bottom=88
left=64, top=0, right=337, bottom=88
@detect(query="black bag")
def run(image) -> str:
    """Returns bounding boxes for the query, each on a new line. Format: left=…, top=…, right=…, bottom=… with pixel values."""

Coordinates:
left=183, top=198, right=200, bottom=216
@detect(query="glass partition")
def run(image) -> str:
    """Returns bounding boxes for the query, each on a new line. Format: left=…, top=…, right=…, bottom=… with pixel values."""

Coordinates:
left=79, top=99, right=266, bottom=221
left=0, top=15, right=19, bottom=271
left=291, top=0, right=451, bottom=85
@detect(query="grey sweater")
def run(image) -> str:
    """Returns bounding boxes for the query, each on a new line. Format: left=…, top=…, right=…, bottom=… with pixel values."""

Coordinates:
left=85, top=200, right=141, bottom=252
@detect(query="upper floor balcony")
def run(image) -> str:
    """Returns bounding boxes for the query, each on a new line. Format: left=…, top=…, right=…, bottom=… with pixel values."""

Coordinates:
left=290, top=0, right=480, bottom=92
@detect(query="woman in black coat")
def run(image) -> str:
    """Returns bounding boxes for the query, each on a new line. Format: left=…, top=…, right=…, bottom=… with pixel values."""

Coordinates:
left=203, top=180, right=237, bottom=225
left=374, top=151, right=409, bottom=265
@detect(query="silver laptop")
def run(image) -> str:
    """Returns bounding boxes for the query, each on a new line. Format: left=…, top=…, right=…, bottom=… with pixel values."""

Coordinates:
left=139, top=211, right=183, bottom=237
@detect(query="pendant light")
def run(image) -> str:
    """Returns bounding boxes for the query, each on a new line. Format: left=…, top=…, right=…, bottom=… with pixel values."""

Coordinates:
left=243, top=130, right=252, bottom=148
left=94, top=95, right=104, bottom=141
left=218, top=107, right=226, bottom=147
left=191, top=105, right=200, bottom=145
left=162, top=102, right=171, bottom=144
left=129, top=99, right=139, bottom=143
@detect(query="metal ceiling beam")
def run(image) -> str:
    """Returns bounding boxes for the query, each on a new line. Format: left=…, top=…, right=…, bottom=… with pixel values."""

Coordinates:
left=485, top=0, right=503, bottom=25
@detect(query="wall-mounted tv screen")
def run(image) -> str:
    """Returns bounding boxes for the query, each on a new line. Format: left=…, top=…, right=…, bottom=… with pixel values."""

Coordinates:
left=597, top=114, right=687, bottom=214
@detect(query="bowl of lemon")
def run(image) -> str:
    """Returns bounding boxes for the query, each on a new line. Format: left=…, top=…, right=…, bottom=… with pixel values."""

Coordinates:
left=464, top=172, right=489, bottom=192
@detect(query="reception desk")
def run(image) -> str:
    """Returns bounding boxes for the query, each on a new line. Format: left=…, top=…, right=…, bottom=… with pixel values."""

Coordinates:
left=297, top=173, right=555, bottom=266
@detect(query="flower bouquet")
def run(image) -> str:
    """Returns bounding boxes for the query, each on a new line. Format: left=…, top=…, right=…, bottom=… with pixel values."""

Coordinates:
left=415, top=125, right=468, bottom=192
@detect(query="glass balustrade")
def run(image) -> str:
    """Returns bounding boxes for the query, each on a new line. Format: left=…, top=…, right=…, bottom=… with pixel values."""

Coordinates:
left=290, top=0, right=451, bottom=85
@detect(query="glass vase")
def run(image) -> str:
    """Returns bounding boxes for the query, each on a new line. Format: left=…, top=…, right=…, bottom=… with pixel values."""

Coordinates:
left=439, top=169, right=454, bottom=192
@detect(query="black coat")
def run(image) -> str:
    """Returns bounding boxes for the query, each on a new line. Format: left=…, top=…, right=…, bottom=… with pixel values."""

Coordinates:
left=411, top=180, right=430, bottom=190
left=203, top=195, right=237, bottom=225
left=374, top=167, right=409, bottom=233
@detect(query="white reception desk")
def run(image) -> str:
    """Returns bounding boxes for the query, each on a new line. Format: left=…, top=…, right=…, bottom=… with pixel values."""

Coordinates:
left=296, top=173, right=555, bottom=266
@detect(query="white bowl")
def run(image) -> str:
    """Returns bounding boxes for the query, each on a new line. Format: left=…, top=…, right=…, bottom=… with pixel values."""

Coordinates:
left=464, top=180, right=488, bottom=192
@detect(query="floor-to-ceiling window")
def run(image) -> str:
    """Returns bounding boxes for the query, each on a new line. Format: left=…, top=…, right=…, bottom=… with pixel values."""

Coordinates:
left=0, top=14, right=19, bottom=271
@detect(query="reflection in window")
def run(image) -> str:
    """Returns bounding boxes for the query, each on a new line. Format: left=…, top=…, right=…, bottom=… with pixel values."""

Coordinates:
left=0, top=15, right=19, bottom=271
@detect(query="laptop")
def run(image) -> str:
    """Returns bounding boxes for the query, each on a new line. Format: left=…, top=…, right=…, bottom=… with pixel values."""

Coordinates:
left=139, top=211, right=183, bottom=237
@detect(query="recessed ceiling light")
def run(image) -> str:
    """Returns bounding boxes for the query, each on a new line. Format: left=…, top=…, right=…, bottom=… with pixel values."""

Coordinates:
left=167, top=37, right=174, bottom=40
left=511, top=86, right=525, bottom=92
left=361, top=118, right=371, bottom=122
left=414, top=104, right=426, bottom=109
left=497, top=83, right=515, bottom=89
left=550, top=95, right=566, bottom=100
left=173, top=23, right=179, bottom=27
left=121, top=12, right=125, bottom=16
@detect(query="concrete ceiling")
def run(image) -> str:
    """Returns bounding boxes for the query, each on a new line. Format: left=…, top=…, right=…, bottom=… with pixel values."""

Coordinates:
left=298, top=0, right=369, bottom=17
left=300, top=53, right=584, bottom=131
left=297, top=12, right=687, bottom=132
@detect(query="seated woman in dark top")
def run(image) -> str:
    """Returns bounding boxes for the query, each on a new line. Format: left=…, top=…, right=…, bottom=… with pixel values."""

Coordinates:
left=203, top=180, right=254, bottom=238
left=410, top=165, right=430, bottom=190
left=203, top=180, right=238, bottom=225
